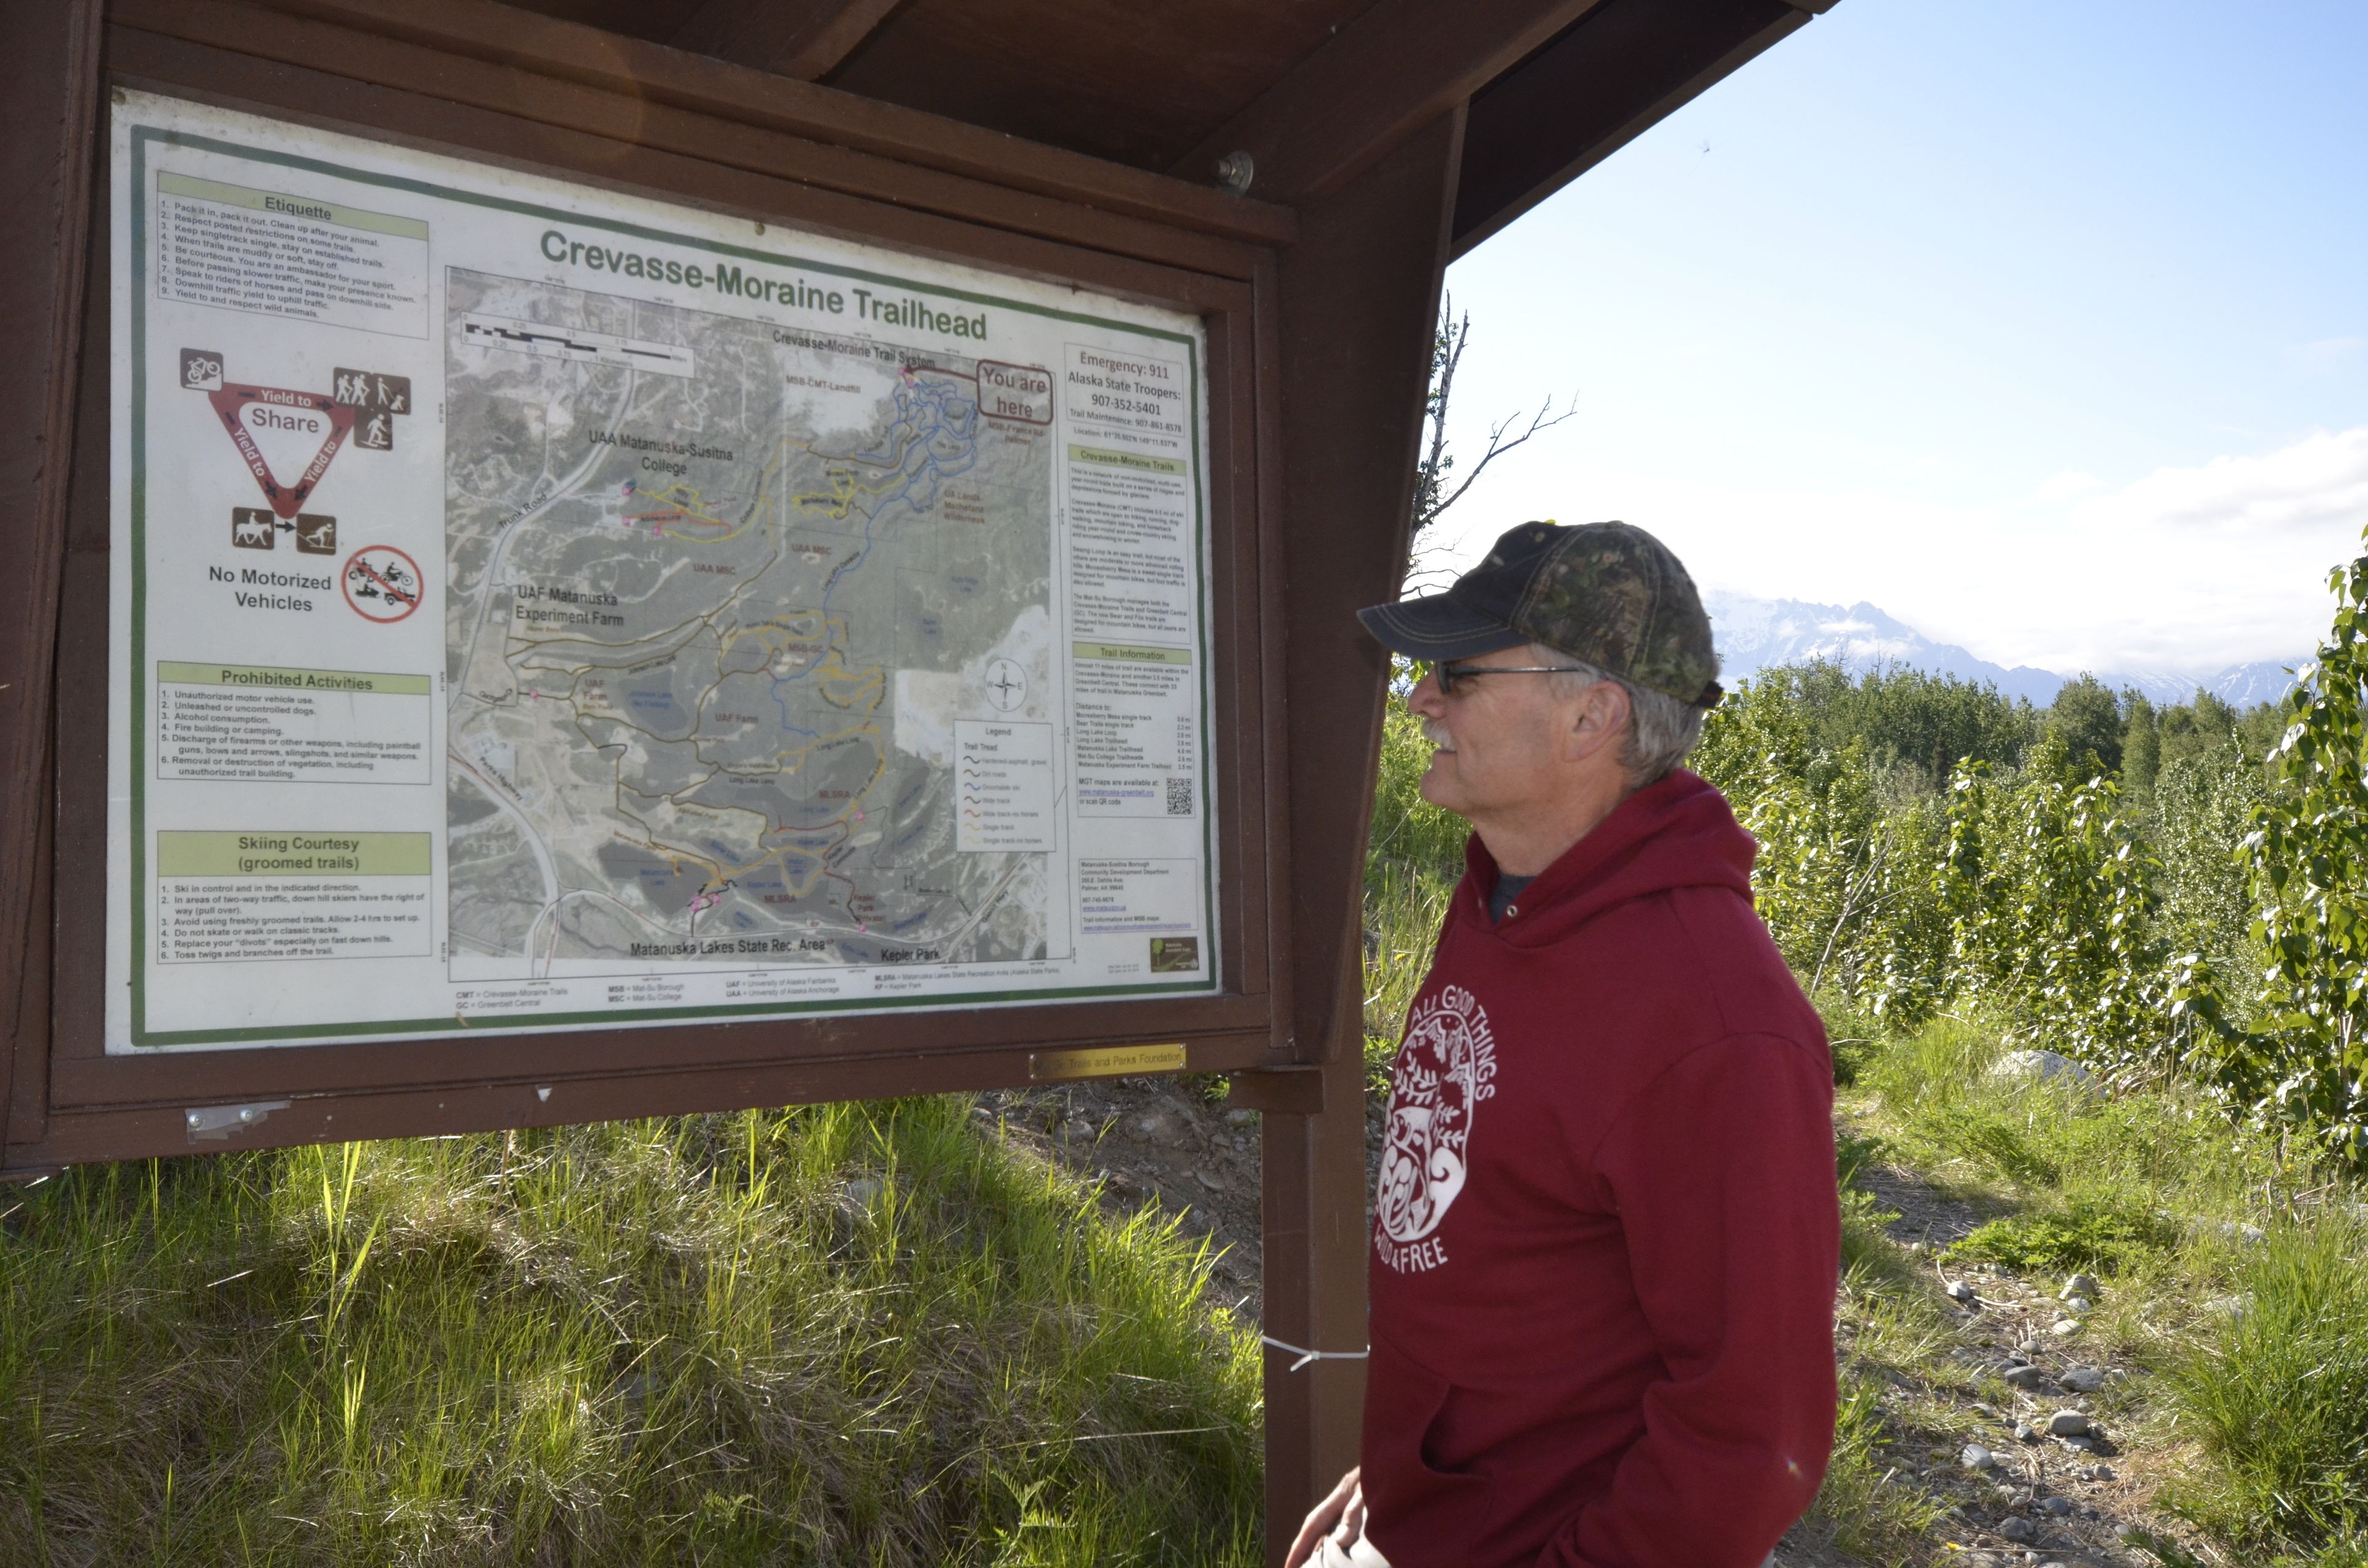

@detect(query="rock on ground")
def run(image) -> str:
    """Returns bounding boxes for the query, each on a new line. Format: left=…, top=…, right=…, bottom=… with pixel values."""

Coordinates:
left=1989, top=1049, right=2103, bottom=1098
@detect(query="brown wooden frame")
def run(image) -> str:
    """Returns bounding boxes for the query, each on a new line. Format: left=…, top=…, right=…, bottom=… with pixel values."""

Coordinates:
left=12, top=3, right=1305, bottom=1168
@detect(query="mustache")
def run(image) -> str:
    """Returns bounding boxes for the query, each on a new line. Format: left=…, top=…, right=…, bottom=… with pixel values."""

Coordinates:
left=1421, top=719, right=1455, bottom=752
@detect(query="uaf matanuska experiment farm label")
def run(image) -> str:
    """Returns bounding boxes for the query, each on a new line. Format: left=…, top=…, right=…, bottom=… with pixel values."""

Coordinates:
left=106, top=91, right=1219, bottom=1053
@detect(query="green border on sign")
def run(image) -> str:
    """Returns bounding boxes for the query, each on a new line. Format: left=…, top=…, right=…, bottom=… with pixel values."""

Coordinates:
left=125, top=112, right=1221, bottom=1048
left=157, top=660, right=430, bottom=695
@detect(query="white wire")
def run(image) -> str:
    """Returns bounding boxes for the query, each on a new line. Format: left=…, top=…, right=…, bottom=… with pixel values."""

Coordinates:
left=1260, top=1336, right=1371, bottom=1372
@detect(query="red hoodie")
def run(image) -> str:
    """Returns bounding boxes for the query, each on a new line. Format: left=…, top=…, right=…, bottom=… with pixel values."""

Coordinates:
left=1362, top=768, right=1838, bottom=1568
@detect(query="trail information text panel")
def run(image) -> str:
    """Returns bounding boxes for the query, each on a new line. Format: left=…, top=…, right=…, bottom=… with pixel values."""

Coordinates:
left=106, top=93, right=1217, bottom=1052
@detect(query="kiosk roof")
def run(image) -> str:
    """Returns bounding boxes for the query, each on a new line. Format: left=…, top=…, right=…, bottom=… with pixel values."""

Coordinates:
left=506, top=0, right=1830, bottom=252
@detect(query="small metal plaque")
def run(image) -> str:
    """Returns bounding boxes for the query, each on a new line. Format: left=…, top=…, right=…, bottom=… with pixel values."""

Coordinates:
left=1029, top=1043, right=1188, bottom=1082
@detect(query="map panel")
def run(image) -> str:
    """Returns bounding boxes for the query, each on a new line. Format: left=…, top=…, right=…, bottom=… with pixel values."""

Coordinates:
left=105, top=91, right=1215, bottom=1052
left=443, top=272, right=1054, bottom=975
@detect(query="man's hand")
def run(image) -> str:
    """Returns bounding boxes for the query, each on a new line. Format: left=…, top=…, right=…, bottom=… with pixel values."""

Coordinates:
left=1285, top=1466, right=1364, bottom=1568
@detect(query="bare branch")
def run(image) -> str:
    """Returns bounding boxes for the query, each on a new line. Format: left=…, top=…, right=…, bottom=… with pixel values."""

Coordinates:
left=1407, top=293, right=1579, bottom=576
left=1410, top=295, right=1470, bottom=544
left=1404, top=295, right=1581, bottom=586
left=1421, top=395, right=1577, bottom=526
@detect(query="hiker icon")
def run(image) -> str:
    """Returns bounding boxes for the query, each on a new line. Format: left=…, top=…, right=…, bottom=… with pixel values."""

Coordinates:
left=333, top=368, right=413, bottom=416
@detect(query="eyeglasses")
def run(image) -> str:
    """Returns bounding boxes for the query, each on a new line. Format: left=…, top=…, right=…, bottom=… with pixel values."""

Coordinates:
left=1428, top=660, right=1590, bottom=698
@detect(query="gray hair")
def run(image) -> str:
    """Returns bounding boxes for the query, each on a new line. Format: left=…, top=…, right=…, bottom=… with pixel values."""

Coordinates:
left=1530, top=644, right=1708, bottom=785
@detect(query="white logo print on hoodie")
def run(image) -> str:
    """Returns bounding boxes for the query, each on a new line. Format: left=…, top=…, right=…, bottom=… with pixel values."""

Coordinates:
left=1374, top=984, right=1498, bottom=1273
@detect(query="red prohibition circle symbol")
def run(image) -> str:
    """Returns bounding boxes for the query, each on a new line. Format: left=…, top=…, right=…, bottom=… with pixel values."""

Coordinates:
left=341, top=544, right=424, bottom=623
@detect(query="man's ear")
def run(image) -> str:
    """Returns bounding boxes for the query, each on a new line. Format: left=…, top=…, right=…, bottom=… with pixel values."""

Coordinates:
left=1563, top=679, right=1630, bottom=766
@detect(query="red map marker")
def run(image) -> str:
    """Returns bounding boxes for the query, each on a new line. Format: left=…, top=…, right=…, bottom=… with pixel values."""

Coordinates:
left=207, top=384, right=355, bottom=519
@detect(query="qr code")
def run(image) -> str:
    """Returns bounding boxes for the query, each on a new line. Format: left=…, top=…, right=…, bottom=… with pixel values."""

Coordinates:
left=1164, top=776, right=1194, bottom=816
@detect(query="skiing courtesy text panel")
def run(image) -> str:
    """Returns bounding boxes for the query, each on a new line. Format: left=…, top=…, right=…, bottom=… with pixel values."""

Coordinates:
left=40, top=72, right=1287, bottom=1138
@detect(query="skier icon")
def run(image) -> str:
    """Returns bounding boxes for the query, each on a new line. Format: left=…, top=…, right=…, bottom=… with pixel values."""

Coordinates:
left=357, top=409, right=393, bottom=450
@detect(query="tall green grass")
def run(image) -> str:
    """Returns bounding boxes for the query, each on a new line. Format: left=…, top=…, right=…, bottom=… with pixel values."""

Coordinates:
left=2163, top=1212, right=2368, bottom=1550
left=1362, top=860, right=1454, bottom=1086
left=1362, top=670, right=1468, bottom=1088
left=1798, top=1373, right=1950, bottom=1566
left=0, top=1099, right=1260, bottom=1566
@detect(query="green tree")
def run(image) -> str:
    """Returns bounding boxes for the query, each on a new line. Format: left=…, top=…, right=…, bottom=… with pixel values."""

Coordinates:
left=1939, top=737, right=2163, bottom=1069
left=1697, top=660, right=2035, bottom=795
left=2123, top=690, right=2160, bottom=798
left=1685, top=549, right=2368, bottom=1164
left=2235, top=546, right=2368, bottom=1157
left=2047, top=675, right=2124, bottom=775
left=2160, top=690, right=2240, bottom=770
left=2234, top=694, right=2288, bottom=763
left=2152, top=744, right=2263, bottom=1024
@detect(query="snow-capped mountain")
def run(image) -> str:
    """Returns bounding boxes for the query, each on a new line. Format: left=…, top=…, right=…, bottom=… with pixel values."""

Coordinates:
left=1704, top=592, right=2067, bottom=703
left=2205, top=660, right=2306, bottom=707
left=1703, top=590, right=2302, bottom=708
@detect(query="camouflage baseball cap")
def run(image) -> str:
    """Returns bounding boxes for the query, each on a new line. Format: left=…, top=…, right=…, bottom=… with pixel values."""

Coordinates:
left=1357, top=520, right=1724, bottom=708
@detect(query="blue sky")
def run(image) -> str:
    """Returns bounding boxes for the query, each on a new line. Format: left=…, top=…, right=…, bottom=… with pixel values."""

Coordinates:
left=1434, top=0, right=2368, bottom=677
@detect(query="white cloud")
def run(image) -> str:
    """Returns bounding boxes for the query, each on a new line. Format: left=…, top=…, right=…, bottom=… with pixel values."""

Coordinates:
left=1421, top=425, right=2368, bottom=678
left=2036, top=470, right=2108, bottom=501
left=2073, top=427, right=2368, bottom=535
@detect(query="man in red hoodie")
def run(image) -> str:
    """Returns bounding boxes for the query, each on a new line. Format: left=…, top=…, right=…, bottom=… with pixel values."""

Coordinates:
left=1288, top=522, right=1839, bottom=1568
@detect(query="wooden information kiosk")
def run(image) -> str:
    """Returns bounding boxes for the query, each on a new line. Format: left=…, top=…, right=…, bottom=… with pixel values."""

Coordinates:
left=0, top=1, right=1829, bottom=1556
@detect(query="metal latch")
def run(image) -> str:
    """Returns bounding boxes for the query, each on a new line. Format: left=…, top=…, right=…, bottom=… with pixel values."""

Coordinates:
left=185, top=1100, right=292, bottom=1143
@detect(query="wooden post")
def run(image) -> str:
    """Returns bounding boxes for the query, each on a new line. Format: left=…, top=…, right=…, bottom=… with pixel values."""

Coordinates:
left=0, top=0, right=100, bottom=1158
left=1260, top=107, right=1465, bottom=1566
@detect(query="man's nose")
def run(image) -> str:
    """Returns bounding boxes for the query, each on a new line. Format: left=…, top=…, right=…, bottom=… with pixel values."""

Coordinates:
left=1407, top=669, right=1445, bottom=717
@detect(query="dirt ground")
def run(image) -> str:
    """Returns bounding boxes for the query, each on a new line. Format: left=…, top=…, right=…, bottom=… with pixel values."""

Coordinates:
left=975, top=1075, right=1267, bottom=1319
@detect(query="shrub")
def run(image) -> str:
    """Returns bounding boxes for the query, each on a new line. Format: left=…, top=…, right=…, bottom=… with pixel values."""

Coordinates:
left=2232, top=552, right=2368, bottom=1159
left=1948, top=1196, right=2179, bottom=1277
left=1915, top=1104, right=2062, bottom=1189
left=1365, top=660, right=1468, bottom=895
left=2164, top=1214, right=2368, bottom=1550
left=1938, top=739, right=2169, bottom=1074
left=1704, top=721, right=1952, bottom=1027
left=2151, top=745, right=2265, bottom=1020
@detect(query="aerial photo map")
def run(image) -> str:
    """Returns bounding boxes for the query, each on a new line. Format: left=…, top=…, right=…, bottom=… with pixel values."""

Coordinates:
left=443, top=270, right=1054, bottom=977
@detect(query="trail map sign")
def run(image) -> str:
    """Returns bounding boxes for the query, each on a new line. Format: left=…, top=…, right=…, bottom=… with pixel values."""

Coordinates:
left=106, top=92, right=1217, bottom=1053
